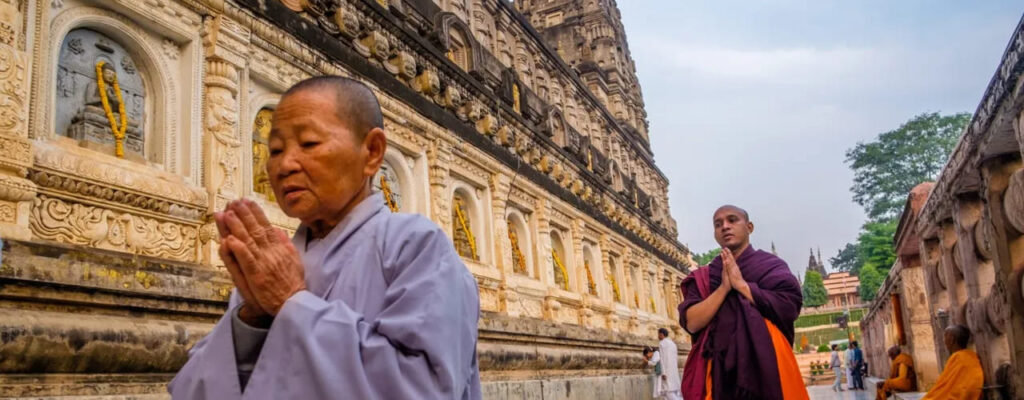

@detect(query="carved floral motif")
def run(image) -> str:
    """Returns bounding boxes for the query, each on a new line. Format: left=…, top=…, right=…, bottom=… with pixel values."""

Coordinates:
left=30, top=195, right=198, bottom=262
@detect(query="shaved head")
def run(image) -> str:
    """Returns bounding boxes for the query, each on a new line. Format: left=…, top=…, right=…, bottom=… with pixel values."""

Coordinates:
left=713, top=205, right=754, bottom=253
left=945, top=324, right=971, bottom=351
left=714, top=205, right=749, bottom=221
left=280, top=76, right=383, bottom=139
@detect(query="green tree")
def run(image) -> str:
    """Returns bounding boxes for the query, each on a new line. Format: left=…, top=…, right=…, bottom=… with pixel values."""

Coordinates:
left=858, top=263, right=885, bottom=302
left=846, top=112, right=970, bottom=221
left=829, top=243, right=858, bottom=272
left=693, top=248, right=722, bottom=266
left=856, top=220, right=898, bottom=273
left=802, top=270, right=828, bottom=308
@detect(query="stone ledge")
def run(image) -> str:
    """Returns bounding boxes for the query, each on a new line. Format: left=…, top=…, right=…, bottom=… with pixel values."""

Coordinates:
left=0, top=373, right=173, bottom=399
left=1, top=239, right=232, bottom=307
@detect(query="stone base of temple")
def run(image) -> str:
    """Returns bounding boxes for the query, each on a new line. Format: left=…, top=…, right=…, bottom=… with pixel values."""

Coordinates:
left=0, top=239, right=683, bottom=399
left=483, top=373, right=653, bottom=400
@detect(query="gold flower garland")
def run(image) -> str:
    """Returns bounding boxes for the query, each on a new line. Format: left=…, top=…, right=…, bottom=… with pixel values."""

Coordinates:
left=550, top=249, right=569, bottom=290
left=95, top=61, right=128, bottom=158
left=380, top=175, right=399, bottom=212
left=634, top=292, right=640, bottom=308
left=508, top=227, right=528, bottom=275
left=454, top=199, right=478, bottom=259
left=650, top=296, right=656, bottom=312
left=583, top=260, right=597, bottom=295
left=609, top=274, right=621, bottom=302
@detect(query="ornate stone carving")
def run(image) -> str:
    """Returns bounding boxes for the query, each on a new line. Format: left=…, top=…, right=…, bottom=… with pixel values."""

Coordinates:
left=986, top=281, right=1009, bottom=335
left=204, top=60, right=240, bottom=195
left=32, top=141, right=206, bottom=207
left=30, top=195, right=199, bottom=262
left=0, top=201, right=14, bottom=222
left=1003, top=169, right=1024, bottom=234
left=161, top=39, right=180, bottom=60
left=0, top=42, right=27, bottom=138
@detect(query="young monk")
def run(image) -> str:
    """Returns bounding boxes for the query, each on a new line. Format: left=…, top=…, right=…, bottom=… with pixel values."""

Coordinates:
left=877, top=346, right=916, bottom=400
left=678, top=205, right=808, bottom=400
left=922, top=325, right=983, bottom=400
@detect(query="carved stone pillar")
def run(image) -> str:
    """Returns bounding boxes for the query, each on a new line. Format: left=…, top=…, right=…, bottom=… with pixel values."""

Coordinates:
left=427, top=139, right=453, bottom=235
left=938, top=222, right=963, bottom=324
left=954, top=196, right=999, bottom=383
left=489, top=173, right=512, bottom=276
left=569, top=219, right=584, bottom=293
left=200, top=15, right=249, bottom=265
left=982, top=157, right=1024, bottom=396
left=599, top=233, right=610, bottom=301
left=535, top=198, right=553, bottom=288
left=0, top=0, right=37, bottom=240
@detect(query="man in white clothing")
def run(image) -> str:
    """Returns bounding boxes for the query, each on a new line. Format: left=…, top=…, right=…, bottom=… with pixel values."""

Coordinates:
left=844, top=344, right=855, bottom=390
left=657, top=328, right=682, bottom=400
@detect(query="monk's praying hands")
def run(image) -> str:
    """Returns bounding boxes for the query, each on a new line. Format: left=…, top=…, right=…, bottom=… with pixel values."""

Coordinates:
left=721, top=247, right=753, bottom=302
left=215, top=199, right=306, bottom=321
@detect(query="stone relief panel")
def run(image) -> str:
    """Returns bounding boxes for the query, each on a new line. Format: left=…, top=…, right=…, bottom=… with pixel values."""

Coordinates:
left=30, top=194, right=198, bottom=262
left=57, top=29, right=146, bottom=160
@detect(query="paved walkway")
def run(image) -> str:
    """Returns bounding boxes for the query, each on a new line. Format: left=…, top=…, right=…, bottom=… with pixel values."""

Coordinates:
left=806, top=384, right=873, bottom=400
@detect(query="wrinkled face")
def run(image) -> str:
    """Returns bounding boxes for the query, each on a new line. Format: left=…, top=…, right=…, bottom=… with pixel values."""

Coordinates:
left=713, top=207, right=753, bottom=251
left=268, top=89, right=374, bottom=225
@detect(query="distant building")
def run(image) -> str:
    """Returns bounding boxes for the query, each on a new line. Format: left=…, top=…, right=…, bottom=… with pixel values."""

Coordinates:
left=807, top=247, right=828, bottom=277
left=822, top=272, right=861, bottom=308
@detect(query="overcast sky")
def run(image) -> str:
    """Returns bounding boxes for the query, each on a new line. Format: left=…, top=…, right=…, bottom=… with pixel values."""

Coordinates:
left=616, top=1, right=1022, bottom=277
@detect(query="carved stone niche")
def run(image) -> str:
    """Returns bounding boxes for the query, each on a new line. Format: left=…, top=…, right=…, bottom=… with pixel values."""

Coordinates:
left=57, top=29, right=146, bottom=161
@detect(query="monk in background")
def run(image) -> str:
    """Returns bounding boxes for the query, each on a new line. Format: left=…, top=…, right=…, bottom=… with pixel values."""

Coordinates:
left=877, top=346, right=916, bottom=400
left=678, top=205, right=807, bottom=400
left=922, top=325, right=983, bottom=400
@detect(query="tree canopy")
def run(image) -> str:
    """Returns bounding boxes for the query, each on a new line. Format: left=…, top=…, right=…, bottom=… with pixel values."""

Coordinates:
left=858, top=263, right=885, bottom=302
left=693, top=248, right=722, bottom=266
left=846, top=112, right=970, bottom=222
left=802, top=270, right=828, bottom=308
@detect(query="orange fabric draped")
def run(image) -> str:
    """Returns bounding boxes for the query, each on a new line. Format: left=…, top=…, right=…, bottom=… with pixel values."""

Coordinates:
left=922, top=350, right=983, bottom=400
left=702, top=320, right=808, bottom=400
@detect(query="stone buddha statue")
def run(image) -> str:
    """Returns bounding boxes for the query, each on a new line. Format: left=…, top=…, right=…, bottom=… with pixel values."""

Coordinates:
left=69, top=59, right=144, bottom=159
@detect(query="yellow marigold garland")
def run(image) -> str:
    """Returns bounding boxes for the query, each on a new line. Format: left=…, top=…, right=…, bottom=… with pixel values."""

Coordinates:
left=454, top=199, right=478, bottom=259
left=650, top=296, right=656, bottom=312
left=508, top=228, right=528, bottom=275
left=583, top=260, right=597, bottom=295
left=380, top=175, right=399, bottom=212
left=95, top=61, right=127, bottom=158
left=551, top=249, right=569, bottom=290
left=609, top=274, right=621, bottom=302
left=634, top=292, right=640, bottom=308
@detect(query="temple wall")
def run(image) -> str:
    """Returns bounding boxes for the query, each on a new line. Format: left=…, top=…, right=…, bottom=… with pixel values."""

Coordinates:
left=0, top=0, right=690, bottom=398
left=864, top=18, right=1024, bottom=399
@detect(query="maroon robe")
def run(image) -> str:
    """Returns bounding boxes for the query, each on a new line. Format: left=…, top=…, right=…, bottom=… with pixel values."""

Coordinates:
left=678, top=246, right=802, bottom=400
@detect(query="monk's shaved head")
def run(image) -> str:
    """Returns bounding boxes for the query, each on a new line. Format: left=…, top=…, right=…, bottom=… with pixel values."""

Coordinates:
left=280, top=76, right=383, bottom=139
left=713, top=205, right=754, bottom=253
left=945, top=324, right=971, bottom=350
left=714, top=205, right=749, bottom=222
left=887, top=346, right=901, bottom=359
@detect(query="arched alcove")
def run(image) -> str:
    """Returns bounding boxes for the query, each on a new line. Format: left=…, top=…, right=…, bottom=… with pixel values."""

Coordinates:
left=582, top=244, right=599, bottom=296
left=451, top=186, right=483, bottom=262
left=550, top=230, right=571, bottom=290
left=506, top=210, right=532, bottom=277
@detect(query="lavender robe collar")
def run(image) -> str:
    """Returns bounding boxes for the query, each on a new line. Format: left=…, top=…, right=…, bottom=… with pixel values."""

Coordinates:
left=292, top=193, right=386, bottom=297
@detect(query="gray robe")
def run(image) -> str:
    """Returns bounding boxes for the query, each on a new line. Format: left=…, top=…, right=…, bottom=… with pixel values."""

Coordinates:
left=169, top=194, right=482, bottom=399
